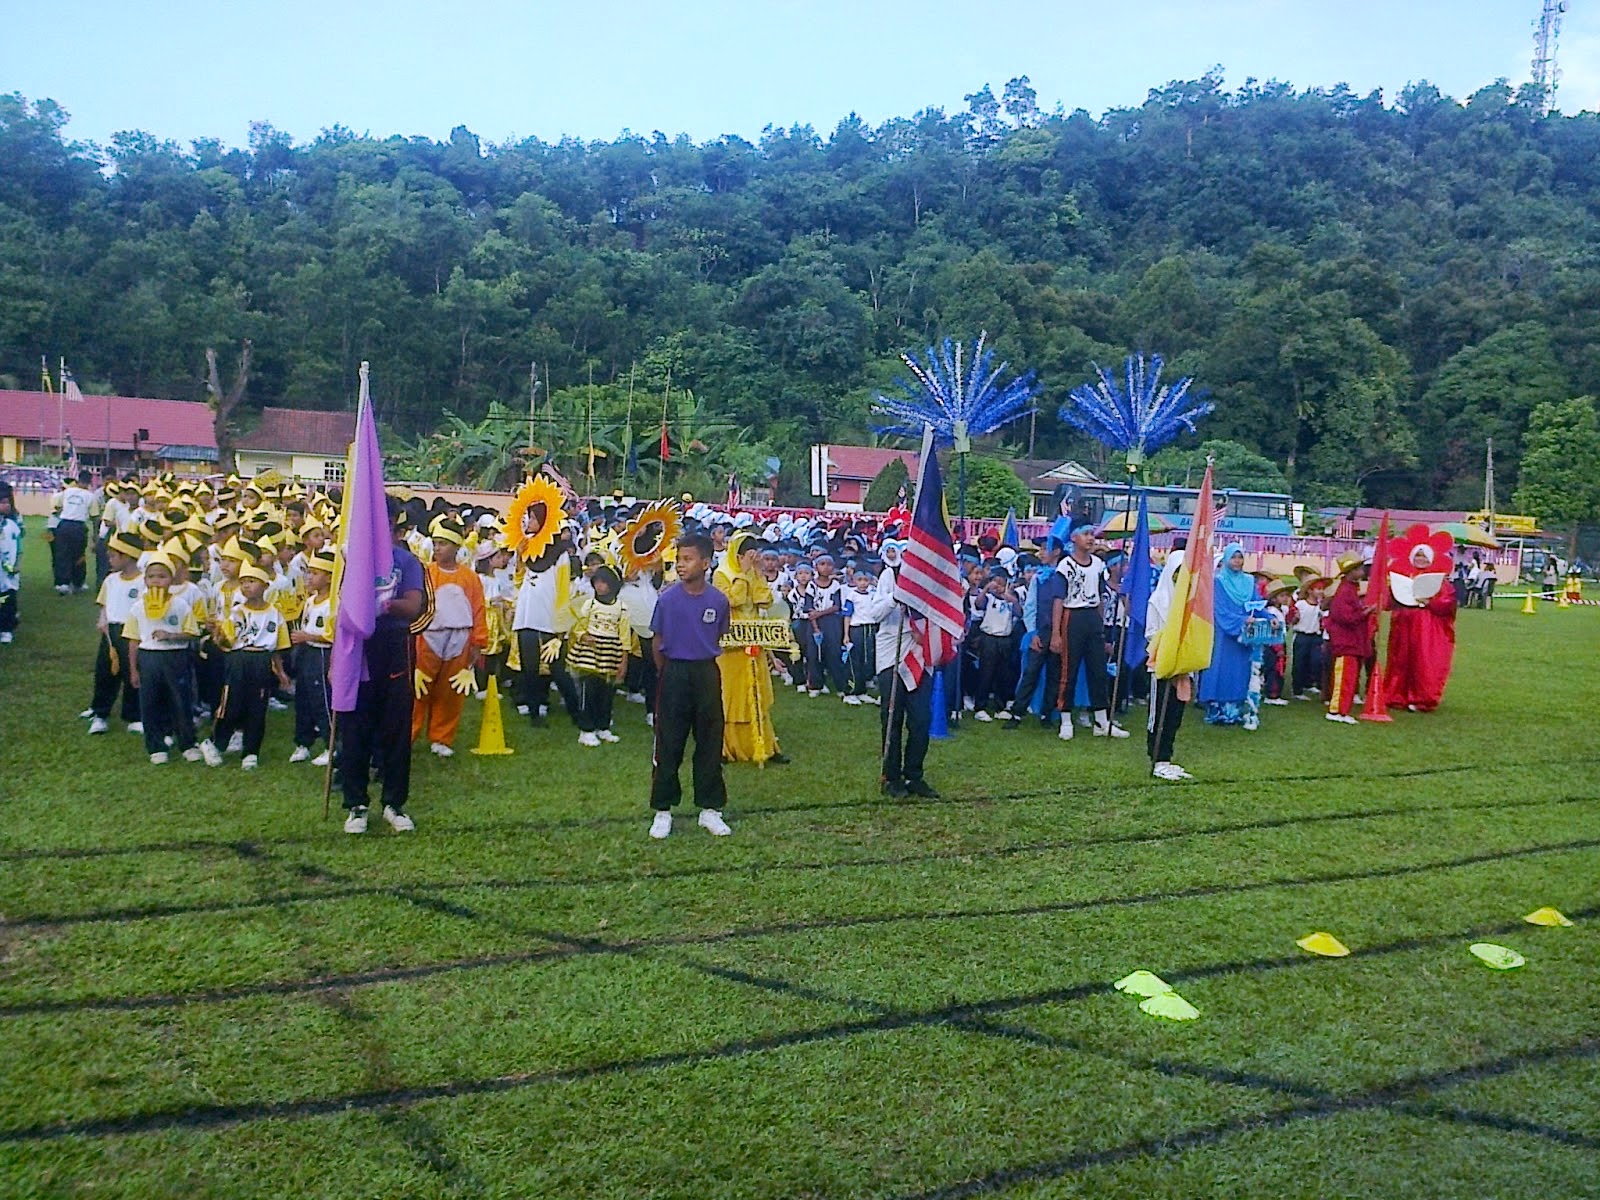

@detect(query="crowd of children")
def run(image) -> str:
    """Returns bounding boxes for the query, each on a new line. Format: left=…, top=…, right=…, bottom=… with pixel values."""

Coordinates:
left=13, top=467, right=1457, bottom=840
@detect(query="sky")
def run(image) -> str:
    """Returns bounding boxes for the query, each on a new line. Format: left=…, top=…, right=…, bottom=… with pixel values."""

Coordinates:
left=8, top=0, right=1600, bottom=151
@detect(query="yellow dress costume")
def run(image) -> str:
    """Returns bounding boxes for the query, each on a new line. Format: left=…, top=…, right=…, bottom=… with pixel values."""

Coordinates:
left=716, top=535, right=779, bottom=763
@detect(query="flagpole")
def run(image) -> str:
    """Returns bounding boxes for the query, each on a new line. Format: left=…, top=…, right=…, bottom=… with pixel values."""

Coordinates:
left=657, top=368, right=670, bottom=500
left=57, top=356, right=65, bottom=467
left=1108, top=464, right=1140, bottom=713
left=624, top=364, right=636, bottom=482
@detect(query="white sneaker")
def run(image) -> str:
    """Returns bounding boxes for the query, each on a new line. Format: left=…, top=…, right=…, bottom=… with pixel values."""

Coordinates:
left=844, top=694, right=862, bottom=706
left=163, top=735, right=174, bottom=747
left=226, top=731, right=244, bottom=755
left=819, top=687, right=830, bottom=696
left=88, top=717, right=109, bottom=734
left=1169, top=764, right=1194, bottom=779
left=1264, top=698, right=1289, bottom=706
left=474, top=690, right=488, bottom=701
left=344, top=809, right=368, bottom=834
left=596, top=729, right=620, bottom=743
left=649, top=811, right=672, bottom=839
left=1353, top=695, right=1365, bottom=706
left=241, top=754, right=258, bottom=771
left=126, top=721, right=144, bottom=734
left=267, top=697, right=288, bottom=711
left=578, top=731, right=601, bottom=747
left=382, top=805, right=414, bottom=832
left=79, top=708, right=95, bottom=719
left=430, top=742, right=454, bottom=757
left=1094, top=721, right=1130, bottom=739
left=1058, top=716, right=1074, bottom=741
left=312, top=750, right=330, bottom=767
left=796, top=682, right=809, bottom=693
left=697, top=809, right=732, bottom=836
left=973, top=709, right=993, bottom=722
left=182, top=747, right=203, bottom=762
left=863, top=694, right=881, bottom=705
left=627, top=692, right=646, bottom=704
left=0, top=632, right=11, bottom=644
left=199, top=740, right=223, bottom=767
left=149, top=751, right=169, bottom=765
left=962, top=697, right=975, bottom=711
left=538, top=705, right=548, bottom=717
left=645, top=712, right=654, bottom=727
left=516, top=704, right=530, bottom=715
left=289, top=746, right=311, bottom=763
left=1152, top=762, right=1184, bottom=781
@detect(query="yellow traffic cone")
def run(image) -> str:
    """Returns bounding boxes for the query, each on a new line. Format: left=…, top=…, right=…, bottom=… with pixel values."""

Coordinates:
left=470, top=676, right=515, bottom=756
left=1558, top=590, right=1570, bottom=609
left=1521, top=591, right=1536, bottom=615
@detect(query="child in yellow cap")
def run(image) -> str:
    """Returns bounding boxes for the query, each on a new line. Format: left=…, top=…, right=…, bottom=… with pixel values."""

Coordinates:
left=86, top=533, right=145, bottom=735
left=289, top=549, right=336, bottom=765
left=198, top=562, right=289, bottom=769
left=126, top=551, right=203, bottom=764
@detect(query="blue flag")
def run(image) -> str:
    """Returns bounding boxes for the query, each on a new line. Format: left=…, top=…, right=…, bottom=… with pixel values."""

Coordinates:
left=1000, top=507, right=1019, bottom=550
left=1119, top=491, right=1153, bottom=672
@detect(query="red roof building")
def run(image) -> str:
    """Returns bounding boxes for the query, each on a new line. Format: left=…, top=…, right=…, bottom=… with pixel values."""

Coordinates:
left=809, top=444, right=922, bottom=511
left=234, top=407, right=358, bottom=483
left=0, top=388, right=216, bottom=472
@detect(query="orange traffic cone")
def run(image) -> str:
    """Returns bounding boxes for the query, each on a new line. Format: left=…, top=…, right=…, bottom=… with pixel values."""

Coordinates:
left=470, top=676, right=515, bottom=756
left=1359, top=660, right=1393, bottom=722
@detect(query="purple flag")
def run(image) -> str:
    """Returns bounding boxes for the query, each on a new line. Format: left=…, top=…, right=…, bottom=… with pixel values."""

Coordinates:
left=331, top=363, right=393, bottom=713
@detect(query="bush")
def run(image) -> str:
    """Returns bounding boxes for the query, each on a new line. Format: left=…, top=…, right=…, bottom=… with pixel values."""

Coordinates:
left=955, top=454, right=1030, bottom=519
left=864, top=456, right=913, bottom=512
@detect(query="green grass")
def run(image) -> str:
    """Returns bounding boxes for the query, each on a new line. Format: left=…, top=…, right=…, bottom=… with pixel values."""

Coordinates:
left=2, top=515, right=1598, bottom=1199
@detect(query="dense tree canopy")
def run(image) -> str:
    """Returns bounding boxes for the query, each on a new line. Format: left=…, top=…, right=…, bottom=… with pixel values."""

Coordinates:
left=5, top=71, right=1600, bottom=504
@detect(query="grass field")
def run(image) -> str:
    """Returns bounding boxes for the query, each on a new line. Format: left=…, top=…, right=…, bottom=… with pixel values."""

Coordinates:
left=2, top=519, right=1598, bottom=1199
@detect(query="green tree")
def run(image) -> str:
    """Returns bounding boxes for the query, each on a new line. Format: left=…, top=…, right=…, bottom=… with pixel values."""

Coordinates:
left=1146, top=439, right=1288, bottom=492
left=955, top=454, right=1029, bottom=519
left=1418, top=323, right=1569, bottom=498
left=863, top=456, right=913, bottom=512
left=1513, top=397, right=1600, bottom=559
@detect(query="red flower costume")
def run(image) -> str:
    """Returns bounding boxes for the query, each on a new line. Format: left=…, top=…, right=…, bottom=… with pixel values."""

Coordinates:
left=1385, top=525, right=1458, bottom=712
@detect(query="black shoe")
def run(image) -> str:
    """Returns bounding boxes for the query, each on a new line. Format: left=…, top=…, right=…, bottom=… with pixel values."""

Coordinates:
left=881, top=779, right=909, bottom=798
left=1003, top=717, right=1021, bottom=731
left=768, top=753, right=791, bottom=765
left=905, top=779, right=940, bottom=799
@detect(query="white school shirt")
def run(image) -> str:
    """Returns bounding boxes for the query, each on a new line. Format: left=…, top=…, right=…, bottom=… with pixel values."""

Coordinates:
left=228, top=599, right=291, bottom=652
left=98, top=571, right=145, bottom=625
left=978, top=595, right=1017, bottom=637
left=126, top=591, right=200, bottom=651
left=1058, top=554, right=1108, bottom=610
left=57, top=485, right=93, bottom=522
left=512, top=554, right=570, bottom=634
left=1291, top=600, right=1322, bottom=635
left=299, top=592, right=334, bottom=647
left=618, top=576, right=659, bottom=637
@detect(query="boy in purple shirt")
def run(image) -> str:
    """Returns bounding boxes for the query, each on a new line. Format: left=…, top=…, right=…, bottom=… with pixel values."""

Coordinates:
left=649, top=533, right=732, bottom=838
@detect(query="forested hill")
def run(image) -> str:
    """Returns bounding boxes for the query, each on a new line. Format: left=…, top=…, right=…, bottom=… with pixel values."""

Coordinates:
left=4, top=73, right=1600, bottom=506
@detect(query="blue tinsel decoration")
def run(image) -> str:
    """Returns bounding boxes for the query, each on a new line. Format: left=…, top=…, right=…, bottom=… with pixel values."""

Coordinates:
left=873, top=333, right=1038, bottom=445
left=1059, top=353, right=1212, bottom=460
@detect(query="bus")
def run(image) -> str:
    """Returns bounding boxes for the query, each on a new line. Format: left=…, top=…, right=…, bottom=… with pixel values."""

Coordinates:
left=1047, top=481, right=1297, bottom=537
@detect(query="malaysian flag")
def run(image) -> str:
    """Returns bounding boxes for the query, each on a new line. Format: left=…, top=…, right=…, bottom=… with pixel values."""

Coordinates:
left=727, top=472, right=741, bottom=507
left=62, top=366, right=85, bottom=403
left=893, top=425, right=964, bottom=688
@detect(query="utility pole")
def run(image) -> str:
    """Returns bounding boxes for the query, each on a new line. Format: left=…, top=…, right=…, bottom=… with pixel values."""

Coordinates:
left=528, top=362, right=539, bottom=457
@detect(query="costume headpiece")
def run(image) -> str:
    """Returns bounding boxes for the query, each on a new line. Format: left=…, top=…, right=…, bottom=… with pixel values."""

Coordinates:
left=506, top=475, right=564, bottom=561
left=619, top=499, right=682, bottom=577
left=1389, top=525, right=1456, bottom=607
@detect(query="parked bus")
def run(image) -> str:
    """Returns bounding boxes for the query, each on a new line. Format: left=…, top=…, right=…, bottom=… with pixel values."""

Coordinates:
left=1050, top=481, right=1296, bottom=537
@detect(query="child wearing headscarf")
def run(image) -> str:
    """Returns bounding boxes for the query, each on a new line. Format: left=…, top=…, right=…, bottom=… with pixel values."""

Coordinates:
left=1197, top=542, right=1257, bottom=725
left=715, top=531, right=784, bottom=763
left=566, top=565, right=635, bottom=747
